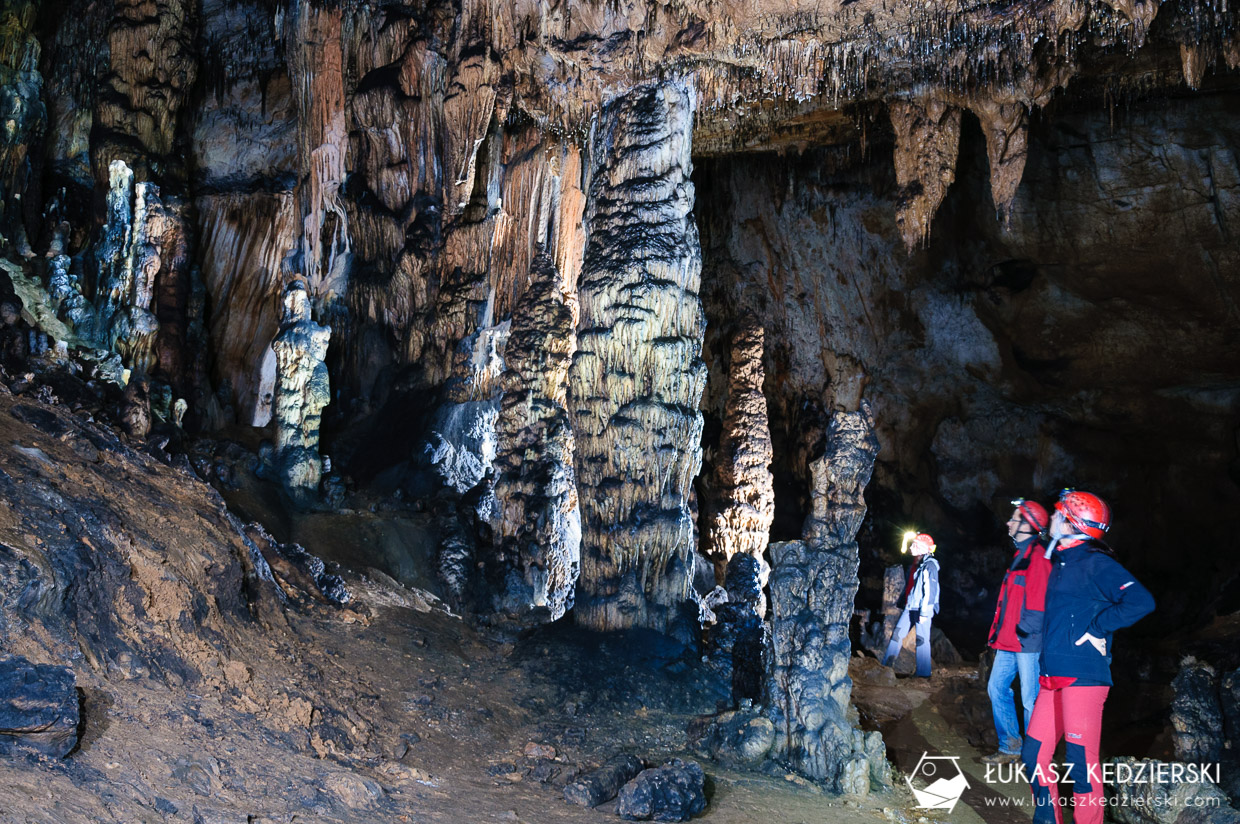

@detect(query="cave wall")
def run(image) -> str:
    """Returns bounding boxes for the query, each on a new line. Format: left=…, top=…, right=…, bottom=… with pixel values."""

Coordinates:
left=0, top=0, right=1236, bottom=638
left=695, top=91, right=1240, bottom=642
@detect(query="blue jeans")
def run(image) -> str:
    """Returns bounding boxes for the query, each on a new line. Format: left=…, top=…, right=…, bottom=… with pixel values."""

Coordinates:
left=881, top=608, right=932, bottom=676
left=988, top=649, right=1040, bottom=754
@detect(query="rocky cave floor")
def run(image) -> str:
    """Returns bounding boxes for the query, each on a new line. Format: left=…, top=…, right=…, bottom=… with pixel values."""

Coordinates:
left=0, top=377, right=1065, bottom=824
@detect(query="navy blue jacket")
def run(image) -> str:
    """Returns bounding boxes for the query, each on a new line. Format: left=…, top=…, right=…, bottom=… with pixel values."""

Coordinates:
left=1040, top=540, right=1155, bottom=686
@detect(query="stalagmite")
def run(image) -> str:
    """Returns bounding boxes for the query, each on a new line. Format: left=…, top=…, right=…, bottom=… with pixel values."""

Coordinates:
left=91, top=0, right=198, bottom=384
left=568, top=80, right=706, bottom=637
left=271, top=282, right=331, bottom=502
left=889, top=100, right=962, bottom=252
left=425, top=313, right=507, bottom=495
left=766, top=402, right=890, bottom=793
left=705, top=320, right=774, bottom=583
left=487, top=252, right=581, bottom=623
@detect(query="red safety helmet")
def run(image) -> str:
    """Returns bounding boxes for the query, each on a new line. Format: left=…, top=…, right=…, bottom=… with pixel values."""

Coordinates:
left=910, top=533, right=936, bottom=554
left=1009, top=498, right=1049, bottom=533
left=1055, top=490, right=1111, bottom=539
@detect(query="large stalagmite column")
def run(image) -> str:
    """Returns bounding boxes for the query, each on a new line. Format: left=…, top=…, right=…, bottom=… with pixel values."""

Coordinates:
left=568, top=80, right=707, bottom=636
left=766, top=402, right=891, bottom=793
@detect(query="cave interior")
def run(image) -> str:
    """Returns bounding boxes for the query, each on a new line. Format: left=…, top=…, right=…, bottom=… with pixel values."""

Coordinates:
left=0, top=0, right=1239, bottom=819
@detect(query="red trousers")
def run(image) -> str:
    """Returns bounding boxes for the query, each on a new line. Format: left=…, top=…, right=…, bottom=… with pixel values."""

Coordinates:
left=1021, top=682, right=1110, bottom=824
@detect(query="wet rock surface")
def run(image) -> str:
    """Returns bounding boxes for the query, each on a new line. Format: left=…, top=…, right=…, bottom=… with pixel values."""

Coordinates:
left=0, top=655, right=79, bottom=757
left=691, top=709, right=776, bottom=768
left=616, top=759, right=707, bottom=822
left=563, top=753, right=644, bottom=808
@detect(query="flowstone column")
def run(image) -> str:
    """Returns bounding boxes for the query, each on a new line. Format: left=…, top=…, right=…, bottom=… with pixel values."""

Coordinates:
left=488, top=252, right=581, bottom=623
left=705, top=321, right=775, bottom=587
left=271, top=282, right=331, bottom=503
left=766, top=402, right=891, bottom=793
left=568, top=80, right=706, bottom=636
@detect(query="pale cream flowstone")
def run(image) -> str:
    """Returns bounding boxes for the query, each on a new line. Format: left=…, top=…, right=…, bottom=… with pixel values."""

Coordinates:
left=705, top=321, right=775, bottom=584
left=271, top=283, right=331, bottom=501
left=568, top=79, right=706, bottom=636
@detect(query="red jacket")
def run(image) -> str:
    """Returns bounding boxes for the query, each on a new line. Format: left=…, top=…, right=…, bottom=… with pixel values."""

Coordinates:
left=988, top=538, right=1050, bottom=653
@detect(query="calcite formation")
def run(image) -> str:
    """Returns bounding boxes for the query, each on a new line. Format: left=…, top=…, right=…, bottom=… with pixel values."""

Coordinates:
left=567, top=80, right=706, bottom=636
left=487, top=252, right=581, bottom=623
left=766, top=404, right=888, bottom=792
left=0, top=0, right=1232, bottom=682
left=271, top=282, right=331, bottom=501
left=0, top=0, right=42, bottom=251
left=889, top=100, right=963, bottom=252
left=704, top=321, right=775, bottom=582
left=90, top=161, right=164, bottom=376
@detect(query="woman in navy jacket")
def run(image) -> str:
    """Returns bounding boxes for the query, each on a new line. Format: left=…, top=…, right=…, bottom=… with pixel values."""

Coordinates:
left=1021, top=491, right=1155, bottom=824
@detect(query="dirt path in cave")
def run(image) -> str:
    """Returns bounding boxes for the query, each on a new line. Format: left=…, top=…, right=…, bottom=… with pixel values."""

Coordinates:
left=853, top=660, right=1035, bottom=824
left=0, top=571, right=938, bottom=824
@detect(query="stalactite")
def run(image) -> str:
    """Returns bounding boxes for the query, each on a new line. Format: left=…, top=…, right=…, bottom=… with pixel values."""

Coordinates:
left=889, top=99, right=962, bottom=252
left=487, top=251, right=581, bottom=624
left=766, top=402, right=889, bottom=793
left=971, top=100, right=1029, bottom=226
left=705, top=320, right=774, bottom=583
left=271, top=282, right=331, bottom=502
left=1181, top=44, right=1207, bottom=90
left=568, top=79, right=706, bottom=638
left=93, top=0, right=197, bottom=177
left=287, top=2, right=349, bottom=304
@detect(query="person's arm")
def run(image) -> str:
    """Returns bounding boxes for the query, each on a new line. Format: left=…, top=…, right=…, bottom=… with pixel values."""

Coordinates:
left=1086, top=555, right=1155, bottom=636
left=925, top=559, right=940, bottom=618
left=1016, top=546, right=1051, bottom=637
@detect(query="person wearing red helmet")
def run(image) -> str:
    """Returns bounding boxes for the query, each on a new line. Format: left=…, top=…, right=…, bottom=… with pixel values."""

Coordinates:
left=982, top=498, right=1051, bottom=766
left=1022, top=490, right=1155, bottom=824
left=881, top=532, right=940, bottom=678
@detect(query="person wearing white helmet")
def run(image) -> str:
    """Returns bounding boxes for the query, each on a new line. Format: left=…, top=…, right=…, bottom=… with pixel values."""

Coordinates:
left=881, top=532, right=940, bottom=677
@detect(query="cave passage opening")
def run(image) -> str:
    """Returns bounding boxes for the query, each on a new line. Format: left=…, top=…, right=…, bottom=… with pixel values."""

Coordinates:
left=690, top=89, right=1240, bottom=675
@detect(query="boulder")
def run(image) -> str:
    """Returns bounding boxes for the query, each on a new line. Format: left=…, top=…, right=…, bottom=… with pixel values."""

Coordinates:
left=1108, top=757, right=1240, bottom=824
left=1170, top=657, right=1224, bottom=763
left=563, top=753, right=644, bottom=808
left=693, top=709, right=775, bottom=767
left=616, top=759, right=707, bottom=822
left=0, top=654, right=79, bottom=757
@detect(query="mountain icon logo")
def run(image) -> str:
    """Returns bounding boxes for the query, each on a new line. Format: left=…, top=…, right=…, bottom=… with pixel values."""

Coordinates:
left=906, top=753, right=970, bottom=812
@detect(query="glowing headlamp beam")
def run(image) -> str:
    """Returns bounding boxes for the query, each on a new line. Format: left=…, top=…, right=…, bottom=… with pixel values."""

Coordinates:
left=900, top=531, right=917, bottom=554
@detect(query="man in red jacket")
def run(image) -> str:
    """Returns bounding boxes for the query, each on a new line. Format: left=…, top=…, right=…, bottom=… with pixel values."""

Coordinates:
left=982, top=498, right=1050, bottom=765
